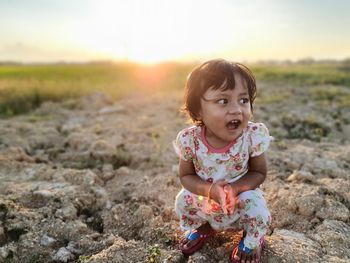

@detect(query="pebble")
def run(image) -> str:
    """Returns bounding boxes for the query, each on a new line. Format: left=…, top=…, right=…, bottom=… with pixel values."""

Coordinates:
left=295, top=195, right=323, bottom=217
left=0, top=246, right=9, bottom=259
left=52, top=247, right=75, bottom=262
left=105, top=200, right=113, bottom=210
left=55, top=204, right=77, bottom=220
left=98, top=105, right=125, bottom=115
left=40, top=234, right=56, bottom=247
left=134, top=205, right=154, bottom=222
left=188, top=252, right=208, bottom=262
left=66, top=241, right=82, bottom=254
left=287, top=170, right=315, bottom=183
left=33, top=189, right=55, bottom=198
left=116, top=166, right=131, bottom=176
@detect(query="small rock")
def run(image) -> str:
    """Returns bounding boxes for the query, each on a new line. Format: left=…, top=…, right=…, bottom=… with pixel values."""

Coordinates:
left=93, top=187, right=108, bottom=199
left=40, top=234, right=56, bottom=247
left=283, top=158, right=300, bottom=170
left=100, top=164, right=116, bottom=181
left=33, top=189, right=55, bottom=198
left=89, top=140, right=114, bottom=153
left=104, top=234, right=118, bottom=246
left=105, top=200, right=113, bottom=210
left=150, top=215, right=164, bottom=227
left=287, top=170, right=315, bottom=183
left=59, top=169, right=99, bottom=186
left=188, top=251, right=208, bottom=262
left=89, top=232, right=102, bottom=240
left=116, top=166, right=130, bottom=176
left=0, top=246, right=9, bottom=259
left=161, top=207, right=177, bottom=222
left=160, top=249, right=183, bottom=263
left=52, top=247, right=75, bottom=262
left=310, top=217, right=321, bottom=225
left=55, top=203, right=77, bottom=220
left=295, top=195, right=323, bottom=217
left=64, top=133, right=91, bottom=151
left=98, top=105, right=125, bottom=115
left=66, top=241, right=82, bottom=255
left=134, top=205, right=154, bottom=223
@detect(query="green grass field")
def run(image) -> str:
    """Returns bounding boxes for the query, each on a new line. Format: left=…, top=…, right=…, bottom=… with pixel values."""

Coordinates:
left=251, top=61, right=350, bottom=86
left=0, top=60, right=349, bottom=116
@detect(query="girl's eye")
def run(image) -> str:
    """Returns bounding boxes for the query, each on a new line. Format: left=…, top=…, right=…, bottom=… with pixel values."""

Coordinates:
left=240, top=98, right=249, bottom=104
left=217, top=98, right=228, bottom=104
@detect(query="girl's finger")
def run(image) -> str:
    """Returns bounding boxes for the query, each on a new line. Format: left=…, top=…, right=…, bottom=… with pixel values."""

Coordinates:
left=224, top=184, right=235, bottom=214
left=219, top=188, right=227, bottom=214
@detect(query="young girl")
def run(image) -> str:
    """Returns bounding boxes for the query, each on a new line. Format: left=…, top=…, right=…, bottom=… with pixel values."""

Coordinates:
left=173, top=59, right=272, bottom=263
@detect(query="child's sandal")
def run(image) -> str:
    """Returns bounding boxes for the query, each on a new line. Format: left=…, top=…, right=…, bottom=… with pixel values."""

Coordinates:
left=231, top=237, right=265, bottom=263
left=179, top=229, right=216, bottom=256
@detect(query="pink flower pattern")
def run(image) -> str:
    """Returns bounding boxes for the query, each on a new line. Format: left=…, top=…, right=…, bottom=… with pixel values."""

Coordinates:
left=174, top=122, right=272, bottom=250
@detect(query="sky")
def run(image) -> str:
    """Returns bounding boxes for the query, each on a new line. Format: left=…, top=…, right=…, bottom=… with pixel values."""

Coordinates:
left=0, top=0, right=349, bottom=63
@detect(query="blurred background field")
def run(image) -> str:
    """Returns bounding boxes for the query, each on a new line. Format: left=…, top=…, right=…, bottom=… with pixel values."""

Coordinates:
left=0, top=62, right=192, bottom=115
left=1, top=59, right=350, bottom=116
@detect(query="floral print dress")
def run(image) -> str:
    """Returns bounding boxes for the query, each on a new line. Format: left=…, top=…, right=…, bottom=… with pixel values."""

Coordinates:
left=173, top=122, right=273, bottom=250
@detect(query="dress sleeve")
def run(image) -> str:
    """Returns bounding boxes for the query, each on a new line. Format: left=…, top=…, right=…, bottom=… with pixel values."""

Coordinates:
left=173, top=128, right=195, bottom=162
left=249, top=123, right=273, bottom=157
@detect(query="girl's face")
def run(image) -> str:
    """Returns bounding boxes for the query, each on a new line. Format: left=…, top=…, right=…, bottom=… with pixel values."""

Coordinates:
left=198, top=75, right=252, bottom=148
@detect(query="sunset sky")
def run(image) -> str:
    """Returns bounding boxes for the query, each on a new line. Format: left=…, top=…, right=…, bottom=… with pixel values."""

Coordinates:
left=1, top=0, right=349, bottom=63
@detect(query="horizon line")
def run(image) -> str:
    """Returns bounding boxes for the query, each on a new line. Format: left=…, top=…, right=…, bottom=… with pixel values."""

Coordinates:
left=1, top=57, right=350, bottom=66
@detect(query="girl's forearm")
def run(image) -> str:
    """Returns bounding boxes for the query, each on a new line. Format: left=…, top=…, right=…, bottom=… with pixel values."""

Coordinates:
left=230, top=171, right=266, bottom=195
left=180, top=174, right=211, bottom=197
left=179, top=171, right=266, bottom=200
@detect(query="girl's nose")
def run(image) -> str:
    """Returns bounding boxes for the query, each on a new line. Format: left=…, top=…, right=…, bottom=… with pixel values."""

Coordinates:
left=228, top=103, right=242, bottom=115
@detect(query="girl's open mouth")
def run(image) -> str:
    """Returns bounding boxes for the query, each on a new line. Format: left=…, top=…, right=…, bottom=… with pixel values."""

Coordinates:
left=226, top=120, right=241, bottom=130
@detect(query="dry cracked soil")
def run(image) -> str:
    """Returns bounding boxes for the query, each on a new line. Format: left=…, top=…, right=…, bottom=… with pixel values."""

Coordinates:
left=0, top=82, right=349, bottom=263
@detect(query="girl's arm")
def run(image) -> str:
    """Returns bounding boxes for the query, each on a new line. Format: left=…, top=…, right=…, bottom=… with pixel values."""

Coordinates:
left=229, top=153, right=267, bottom=196
left=179, top=158, right=226, bottom=205
left=179, top=158, right=210, bottom=196
left=223, top=153, right=267, bottom=214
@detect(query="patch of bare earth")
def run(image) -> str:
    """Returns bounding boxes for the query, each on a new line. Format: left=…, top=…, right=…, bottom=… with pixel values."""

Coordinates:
left=0, top=83, right=349, bottom=262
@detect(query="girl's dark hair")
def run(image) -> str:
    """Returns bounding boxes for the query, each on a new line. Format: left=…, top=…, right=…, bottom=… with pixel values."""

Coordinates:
left=182, top=59, right=257, bottom=125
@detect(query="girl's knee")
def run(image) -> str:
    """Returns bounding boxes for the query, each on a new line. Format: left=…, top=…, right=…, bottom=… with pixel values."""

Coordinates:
left=238, top=190, right=271, bottom=223
left=238, top=189, right=263, bottom=201
left=175, top=189, right=198, bottom=215
left=239, top=190, right=267, bottom=207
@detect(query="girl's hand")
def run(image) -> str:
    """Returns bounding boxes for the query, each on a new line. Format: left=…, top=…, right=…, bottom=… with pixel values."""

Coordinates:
left=209, top=180, right=227, bottom=211
left=223, top=184, right=238, bottom=214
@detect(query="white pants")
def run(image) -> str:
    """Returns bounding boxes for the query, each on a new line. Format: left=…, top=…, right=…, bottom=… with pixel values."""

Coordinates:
left=175, top=188, right=271, bottom=249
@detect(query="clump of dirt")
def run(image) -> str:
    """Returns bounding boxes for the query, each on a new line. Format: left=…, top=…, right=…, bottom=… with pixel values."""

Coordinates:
left=0, top=85, right=349, bottom=262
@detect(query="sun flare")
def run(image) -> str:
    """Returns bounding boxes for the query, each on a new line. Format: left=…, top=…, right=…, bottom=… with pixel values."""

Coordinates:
left=74, top=0, right=235, bottom=63
left=73, top=1, right=185, bottom=63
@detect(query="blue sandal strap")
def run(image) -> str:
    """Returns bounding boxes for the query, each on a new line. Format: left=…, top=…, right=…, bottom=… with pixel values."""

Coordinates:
left=185, top=230, right=200, bottom=241
left=238, top=239, right=254, bottom=254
